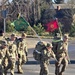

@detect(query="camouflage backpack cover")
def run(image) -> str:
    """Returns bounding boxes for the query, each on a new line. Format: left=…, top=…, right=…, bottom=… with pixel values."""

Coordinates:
left=33, top=41, right=46, bottom=61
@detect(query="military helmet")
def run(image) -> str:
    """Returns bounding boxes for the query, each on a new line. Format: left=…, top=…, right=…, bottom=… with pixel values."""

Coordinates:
left=64, top=34, right=69, bottom=39
left=46, top=43, right=53, bottom=48
left=2, top=40, right=7, bottom=46
left=11, top=33, right=16, bottom=37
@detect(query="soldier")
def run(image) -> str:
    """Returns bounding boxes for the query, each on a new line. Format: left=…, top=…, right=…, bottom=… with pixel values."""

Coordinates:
left=17, top=32, right=28, bottom=73
left=0, top=40, right=8, bottom=75
left=0, top=30, right=9, bottom=71
left=55, top=34, right=69, bottom=75
left=40, top=42, right=55, bottom=75
left=52, top=33, right=62, bottom=54
left=4, top=33, right=17, bottom=75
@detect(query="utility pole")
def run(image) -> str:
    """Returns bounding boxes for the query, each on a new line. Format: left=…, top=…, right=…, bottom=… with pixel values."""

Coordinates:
left=2, top=4, right=8, bottom=35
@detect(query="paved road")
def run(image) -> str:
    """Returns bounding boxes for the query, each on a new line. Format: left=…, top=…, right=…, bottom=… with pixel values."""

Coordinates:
left=7, top=64, right=75, bottom=75
left=7, top=38, right=75, bottom=75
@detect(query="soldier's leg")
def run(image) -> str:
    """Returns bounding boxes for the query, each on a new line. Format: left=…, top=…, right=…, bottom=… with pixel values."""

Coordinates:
left=59, top=58, right=68, bottom=75
left=0, top=65, right=4, bottom=75
left=55, top=61, right=60, bottom=75
left=4, top=61, right=11, bottom=75
left=40, top=66, right=49, bottom=75
left=40, top=63, right=43, bottom=75
left=40, top=67, right=43, bottom=75
left=2, top=58, right=8, bottom=75
left=10, top=62, right=15, bottom=75
left=55, top=57, right=63, bottom=75
left=17, top=58, right=23, bottom=73
left=3, top=57, right=8, bottom=69
left=22, top=52, right=27, bottom=64
left=43, top=63, right=49, bottom=75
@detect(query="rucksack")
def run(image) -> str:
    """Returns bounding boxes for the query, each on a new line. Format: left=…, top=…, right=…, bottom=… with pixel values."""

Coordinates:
left=33, top=41, right=46, bottom=61
left=52, top=39, right=63, bottom=54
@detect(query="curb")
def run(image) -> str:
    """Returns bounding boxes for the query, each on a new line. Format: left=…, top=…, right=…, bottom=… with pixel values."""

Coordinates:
left=25, top=60, right=75, bottom=65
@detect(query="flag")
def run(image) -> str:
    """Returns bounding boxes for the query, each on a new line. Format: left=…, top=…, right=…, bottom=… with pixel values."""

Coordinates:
left=44, top=20, right=59, bottom=32
left=11, top=17, right=29, bottom=31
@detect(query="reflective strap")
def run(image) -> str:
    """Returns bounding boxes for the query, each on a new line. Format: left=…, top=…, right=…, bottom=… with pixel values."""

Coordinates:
left=52, top=40, right=61, bottom=42
left=35, top=50, right=41, bottom=54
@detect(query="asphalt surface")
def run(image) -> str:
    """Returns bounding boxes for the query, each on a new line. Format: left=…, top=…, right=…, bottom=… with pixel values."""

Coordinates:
left=7, top=38, right=75, bottom=75
left=7, top=64, right=75, bottom=75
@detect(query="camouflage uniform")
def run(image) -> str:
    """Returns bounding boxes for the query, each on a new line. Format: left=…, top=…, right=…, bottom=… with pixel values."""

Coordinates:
left=55, top=34, right=69, bottom=75
left=40, top=43, right=55, bottom=75
left=4, top=33, right=17, bottom=75
left=0, top=32, right=8, bottom=69
left=0, top=41, right=8, bottom=75
left=17, top=32, right=28, bottom=73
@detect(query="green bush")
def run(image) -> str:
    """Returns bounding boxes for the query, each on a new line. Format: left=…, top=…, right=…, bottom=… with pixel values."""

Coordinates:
left=33, top=23, right=45, bottom=36
left=26, top=26, right=34, bottom=35
left=6, top=20, right=15, bottom=32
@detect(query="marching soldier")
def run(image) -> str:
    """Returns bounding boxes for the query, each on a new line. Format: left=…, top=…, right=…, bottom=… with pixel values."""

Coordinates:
left=40, top=42, right=55, bottom=75
left=17, top=32, right=28, bottom=73
left=0, top=30, right=8, bottom=71
left=4, top=33, right=17, bottom=75
left=53, top=34, right=69, bottom=75
left=58, top=34, right=69, bottom=75
left=0, top=41, right=8, bottom=75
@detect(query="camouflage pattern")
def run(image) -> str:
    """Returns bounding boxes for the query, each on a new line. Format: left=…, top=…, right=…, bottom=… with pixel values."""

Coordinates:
left=0, top=35, right=9, bottom=71
left=55, top=35, right=69, bottom=75
left=4, top=34, right=17, bottom=75
left=40, top=43, right=55, bottom=75
left=0, top=41, right=8, bottom=75
left=17, top=32, right=28, bottom=73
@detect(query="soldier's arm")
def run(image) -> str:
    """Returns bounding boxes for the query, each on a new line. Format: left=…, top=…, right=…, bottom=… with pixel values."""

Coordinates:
left=41, top=49, right=49, bottom=58
left=24, top=47, right=28, bottom=56
left=13, top=44, right=17, bottom=55
left=50, top=50, right=55, bottom=58
left=6, top=47, right=10, bottom=59
left=24, top=40, right=28, bottom=56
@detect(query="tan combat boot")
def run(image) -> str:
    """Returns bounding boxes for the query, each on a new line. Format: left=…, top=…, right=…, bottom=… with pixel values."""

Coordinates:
left=18, top=69, right=23, bottom=74
left=17, top=66, right=23, bottom=74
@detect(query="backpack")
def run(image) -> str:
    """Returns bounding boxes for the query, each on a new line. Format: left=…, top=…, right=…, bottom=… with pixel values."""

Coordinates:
left=52, top=39, right=63, bottom=54
left=33, top=41, right=46, bottom=61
